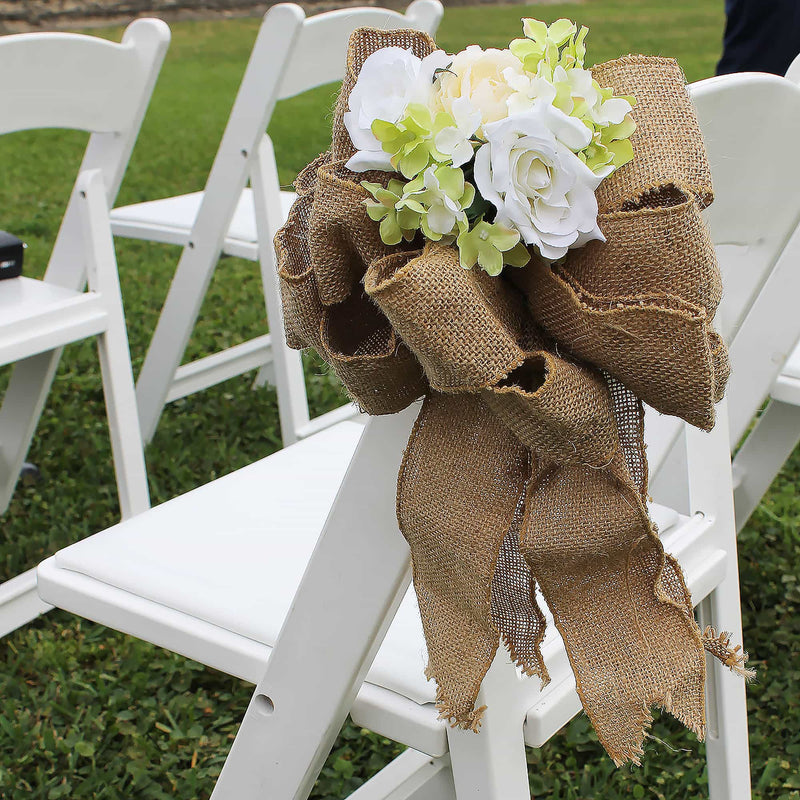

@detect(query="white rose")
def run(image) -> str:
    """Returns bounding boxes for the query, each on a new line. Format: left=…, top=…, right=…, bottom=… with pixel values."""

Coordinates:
left=474, top=103, right=604, bottom=261
left=433, top=45, right=525, bottom=135
left=344, top=47, right=450, bottom=172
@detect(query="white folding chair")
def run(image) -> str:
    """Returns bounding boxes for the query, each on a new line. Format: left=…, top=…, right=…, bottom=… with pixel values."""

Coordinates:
left=646, top=73, right=800, bottom=530
left=0, top=20, right=170, bottom=635
left=35, top=72, right=770, bottom=800
left=109, top=1, right=443, bottom=447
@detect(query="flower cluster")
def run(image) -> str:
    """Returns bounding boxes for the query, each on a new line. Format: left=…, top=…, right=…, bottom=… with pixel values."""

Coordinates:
left=344, top=19, right=636, bottom=274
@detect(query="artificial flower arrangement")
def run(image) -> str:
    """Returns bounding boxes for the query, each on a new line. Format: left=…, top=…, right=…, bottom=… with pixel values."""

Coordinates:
left=275, top=17, right=750, bottom=766
left=345, top=18, right=637, bottom=274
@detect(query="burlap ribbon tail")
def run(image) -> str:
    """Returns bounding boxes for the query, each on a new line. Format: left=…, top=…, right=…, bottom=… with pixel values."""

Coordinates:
left=274, top=28, right=749, bottom=765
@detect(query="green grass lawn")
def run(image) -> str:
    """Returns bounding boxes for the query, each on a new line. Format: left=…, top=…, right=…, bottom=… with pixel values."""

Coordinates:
left=1, top=0, right=799, bottom=797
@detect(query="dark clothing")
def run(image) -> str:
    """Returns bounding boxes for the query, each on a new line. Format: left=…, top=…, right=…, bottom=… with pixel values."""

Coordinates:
left=717, top=0, right=800, bottom=76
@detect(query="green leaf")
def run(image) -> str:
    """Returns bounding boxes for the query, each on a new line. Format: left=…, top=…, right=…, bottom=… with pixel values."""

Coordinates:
left=608, top=137, right=635, bottom=168
left=548, top=18, right=577, bottom=46
left=366, top=203, right=388, bottom=222
left=434, top=165, right=465, bottom=199
left=74, top=741, right=95, bottom=758
left=399, top=143, right=430, bottom=179
left=477, top=244, right=503, bottom=276
left=504, top=242, right=531, bottom=268
left=603, top=115, right=636, bottom=142
left=370, top=118, right=398, bottom=141
left=456, top=233, right=479, bottom=269
left=522, top=17, right=548, bottom=44
left=379, top=216, right=402, bottom=246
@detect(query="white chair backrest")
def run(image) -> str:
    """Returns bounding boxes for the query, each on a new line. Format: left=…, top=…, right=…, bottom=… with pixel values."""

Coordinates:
left=690, top=73, right=800, bottom=343
left=0, top=20, right=170, bottom=290
left=236, top=2, right=443, bottom=144
left=277, top=0, right=443, bottom=99
left=690, top=73, right=800, bottom=445
left=0, top=27, right=164, bottom=136
left=786, top=52, right=800, bottom=83
left=648, top=72, right=800, bottom=479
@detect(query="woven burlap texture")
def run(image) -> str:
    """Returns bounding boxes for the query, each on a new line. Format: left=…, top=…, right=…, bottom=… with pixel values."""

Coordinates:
left=274, top=27, right=749, bottom=766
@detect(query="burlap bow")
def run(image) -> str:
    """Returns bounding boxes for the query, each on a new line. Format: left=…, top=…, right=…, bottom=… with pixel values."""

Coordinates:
left=275, top=28, right=750, bottom=765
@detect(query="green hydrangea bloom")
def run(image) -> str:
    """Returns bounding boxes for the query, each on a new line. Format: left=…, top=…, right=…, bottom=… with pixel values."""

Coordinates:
left=510, top=19, right=637, bottom=178
left=397, top=165, right=475, bottom=241
left=371, top=104, right=458, bottom=179
left=457, top=220, right=531, bottom=277
left=510, top=18, right=588, bottom=74
left=361, top=178, right=421, bottom=246
left=576, top=108, right=637, bottom=175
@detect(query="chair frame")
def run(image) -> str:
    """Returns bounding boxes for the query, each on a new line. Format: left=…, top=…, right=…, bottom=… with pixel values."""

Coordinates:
left=112, top=1, right=443, bottom=447
left=0, top=19, right=170, bottom=635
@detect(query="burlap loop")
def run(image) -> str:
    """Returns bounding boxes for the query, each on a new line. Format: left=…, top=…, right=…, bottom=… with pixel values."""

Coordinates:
left=295, top=151, right=331, bottom=196
left=365, top=242, right=526, bottom=392
left=274, top=27, right=745, bottom=766
left=523, top=255, right=721, bottom=430
left=567, top=192, right=721, bottom=313
left=274, top=192, right=325, bottom=352
left=710, top=329, right=731, bottom=403
left=310, top=160, right=392, bottom=305
left=321, top=289, right=427, bottom=415
left=482, top=353, right=619, bottom=467
left=591, top=55, right=713, bottom=212
left=510, top=62, right=726, bottom=431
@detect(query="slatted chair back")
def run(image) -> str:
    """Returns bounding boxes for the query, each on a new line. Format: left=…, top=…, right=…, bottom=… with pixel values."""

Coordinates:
left=276, top=1, right=444, bottom=99
left=0, top=20, right=170, bottom=291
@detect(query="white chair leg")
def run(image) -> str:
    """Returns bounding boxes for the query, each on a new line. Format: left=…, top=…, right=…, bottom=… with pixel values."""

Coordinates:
left=446, top=651, right=531, bottom=800
left=698, top=581, right=751, bottom=800
left=347, top=751, right=455, bottom=800
left=79, top=170, right=150, bottom=518
left=133, top=233, right=223, bottom=444
left=649, top=432, right=690, bottom=515
left=732, top=399, right=800, bottom=532
left=685, top=399, right=751, bottom=799
left=211, top=408, right=418, bottom=800
left=0, top=349, right=62, bottom=514
left=0, top=568, right=53, bottom=638
left=251, top=135, right=311, bottom=445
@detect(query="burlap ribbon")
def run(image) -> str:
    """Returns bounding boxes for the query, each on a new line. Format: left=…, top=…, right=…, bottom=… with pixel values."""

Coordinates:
left=275, top=29, right=748, bottom=765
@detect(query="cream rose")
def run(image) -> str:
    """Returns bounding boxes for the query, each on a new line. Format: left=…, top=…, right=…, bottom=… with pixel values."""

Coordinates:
left=473, top=103, right=604, bottom=261
left=433, top=45, right=525, bottom=135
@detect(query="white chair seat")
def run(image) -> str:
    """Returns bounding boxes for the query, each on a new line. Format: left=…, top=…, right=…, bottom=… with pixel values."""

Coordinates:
left=109, top=188, right=297, bottom=260
left=772, top=343, right=800, bottom=405
left=0, top=276, right=108, bottom=366
left=38, top=415, right=712, bottom=757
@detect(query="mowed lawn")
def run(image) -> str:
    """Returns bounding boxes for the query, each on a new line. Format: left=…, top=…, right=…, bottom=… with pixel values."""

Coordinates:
left=1, top=1, right=799, bottom=797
